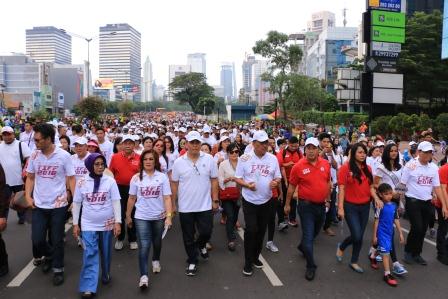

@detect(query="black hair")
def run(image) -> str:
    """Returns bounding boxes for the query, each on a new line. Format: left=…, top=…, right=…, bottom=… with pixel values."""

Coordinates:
left=139, top=149, right=161, bottom=181
left=218, top=137, right=230, bottom=152
left=33, top=123, right=55, bottom=144
left=378, top=183, right=393, bottom=196
left=201, top=143, right=212, bottom=153
left=178, top=137, right=187, bottom=150
left=382, top=144, right=402, bottom=172
left=289, top=136, right=299, bottom=144
left=318, top=132, right=331, bottom=142
left=95, top=125, right=105, bottom=133
left=59, top=135, right=71, bottom=153
left=277, top=138, right=286, bottom=147
left=113, top=137, right=122, bottom=154
left=226, top=142, right=238, bottom=154
left=142, top=136, right=153, bottom=145
left=349, top=143, right=373, bottom=184
left=164, top=136, right=175, bottom=153
left=72, top=124, right=83, bottom=134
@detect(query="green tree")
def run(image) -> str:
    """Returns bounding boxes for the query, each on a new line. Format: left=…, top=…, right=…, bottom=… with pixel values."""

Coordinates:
left=253, top=31, right=303, bottom=120
left=76, top=96, right=105, bottom=120
left=118, top=101, right=134, bottom=116
left=169, top=73, right=215, bottom=113
left=435, top=113, right=448, bottom=139
left=196, top=97, right=216, bottom=115
left=31, top=108, right=50, bottom=122
left=285, top=75, right=327, bottom=112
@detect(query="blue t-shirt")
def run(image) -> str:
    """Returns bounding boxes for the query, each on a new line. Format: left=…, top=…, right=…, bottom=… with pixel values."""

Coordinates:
left=375, top=202, right=398, bottom=253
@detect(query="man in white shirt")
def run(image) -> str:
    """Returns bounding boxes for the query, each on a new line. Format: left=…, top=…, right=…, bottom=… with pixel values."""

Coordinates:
left=25, top=123, right=75, bottom=286
left=19, top=121, right=36, bottom=151
left=0, top=126, right=31, bottom=224
left=171, top=131, right=219, bottom=276
left=234, top=130, right=282, bottom=276
left=201, top=127, right=217, bottom=147
left=95, top=126, right=114, bottom=166
left=71, top=137, right=89, bottom=183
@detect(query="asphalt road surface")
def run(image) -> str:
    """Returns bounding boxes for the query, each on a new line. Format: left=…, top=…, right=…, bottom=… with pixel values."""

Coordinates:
left=0, top=209, right=446, bottom=299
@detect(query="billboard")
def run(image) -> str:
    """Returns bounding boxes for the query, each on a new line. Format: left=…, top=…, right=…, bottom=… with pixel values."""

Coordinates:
left=371, top=10, right=405, bottom=28
left=368, top=0, right=401, bottom=12
left=94, top=78, right=114, bottom=90
left=442, top=0, right=448, bottom=59
left=372, top=26, right=405, bottom=43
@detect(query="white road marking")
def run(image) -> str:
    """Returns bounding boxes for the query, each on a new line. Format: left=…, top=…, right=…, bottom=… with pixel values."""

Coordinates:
left=237, top=229, right=284, bottom=287
left=7, top=223, right=73, bottom=287
left=401, top=227, right=437, bottom=246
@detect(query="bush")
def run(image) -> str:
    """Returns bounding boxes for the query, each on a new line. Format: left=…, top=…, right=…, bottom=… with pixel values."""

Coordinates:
left=291, top=111, right=368, bottom=127
left=435, top=113, right=448, bottom=139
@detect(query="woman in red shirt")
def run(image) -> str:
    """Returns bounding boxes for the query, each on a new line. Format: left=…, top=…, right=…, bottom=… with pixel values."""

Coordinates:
left=336, top=143, right=381, bottom=273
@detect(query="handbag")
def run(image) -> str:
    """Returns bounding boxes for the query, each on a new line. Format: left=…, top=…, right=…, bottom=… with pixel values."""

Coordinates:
left=219, top=187, right=240, bottom=201
left=9, top=191, right=29, bottom=212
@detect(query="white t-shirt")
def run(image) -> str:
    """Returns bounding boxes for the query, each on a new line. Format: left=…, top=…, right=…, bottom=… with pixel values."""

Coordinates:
left=171, top=152, right=218, bottom=213
left=375, top=164, right=403, bottom=189
left=73, top=175, right=121, bottom=231
left=159, top=155, right=168, bottom=174
left=71, top=153, right=90, bottom=183
left=235, top=152, right=282, bottom=205
left=202, top=136, right=217, bottom=147
left=129, top=171, right=172, bottom=221
left=27, top=147, right=75, bottom=209
left=401, top=159, right=440, bottom=201
left=99, top=140, right=114, bottom=166
left=20, top=131, right=35, bottom=151
left=0, top=140, right=31, bottom=186
left=367, top=156, right=382, bottom=176
left=167, top=151, right=179, bottom=172
left=214, top=150, right=228, bottom=164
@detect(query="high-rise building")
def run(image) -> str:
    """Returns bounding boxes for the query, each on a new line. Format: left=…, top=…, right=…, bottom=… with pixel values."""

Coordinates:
left=307, top=11, right=336, bottom=35
left=142, top=56, right=153, bottom=102
left=99, top=23, right=141, bottom=99
left=26, top=26, right=72, bottom=64
left=168, top=65, right=191, bottom=101
left=251, top=60, right=273, bottom=106
left=242, top=55, right=256, bottom=96
left=220, top=63, right=234, bottom=102
left=407, top=0, right=443, bottom=15
left=187, top=53, right=206, bottom=74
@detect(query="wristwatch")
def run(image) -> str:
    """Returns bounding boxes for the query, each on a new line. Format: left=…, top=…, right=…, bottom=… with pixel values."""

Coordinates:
left=166, top=212, right=173, bottom=218
left=213, top=200, right=219, bottom=204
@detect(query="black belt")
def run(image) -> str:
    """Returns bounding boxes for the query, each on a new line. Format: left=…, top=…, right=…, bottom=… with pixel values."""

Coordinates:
left=405, top=196, right=431, bottom=203
left=298, top=198, right=325, bottom=206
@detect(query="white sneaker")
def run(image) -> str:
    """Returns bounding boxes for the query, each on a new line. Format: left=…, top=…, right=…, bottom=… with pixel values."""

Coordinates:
left=139, top=275, right=148, bottom=289
left=114, top=240, right=124, bottom=250
left=130, top=242, right=138, bottom=250
left=266, top=241, right=279, bottom=253
left=152, top=260, right=161, bottom=273
left=278, top=222, right=288, bottom=231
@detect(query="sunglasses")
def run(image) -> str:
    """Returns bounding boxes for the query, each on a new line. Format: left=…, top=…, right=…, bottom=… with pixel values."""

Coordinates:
left=229, top=150, right=239, bottom=154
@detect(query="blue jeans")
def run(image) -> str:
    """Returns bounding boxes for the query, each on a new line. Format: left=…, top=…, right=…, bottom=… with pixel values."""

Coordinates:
left=339, top=202, right=370, bottom=263
left=79, top=231, right=113, bottom=293
left=134, top=218, right=165, bottom=276
left=31, top=206, right=67, bottom=271
left=297, top=200, right=326, bottom=269
left=221, top=200, right=239, bottom=242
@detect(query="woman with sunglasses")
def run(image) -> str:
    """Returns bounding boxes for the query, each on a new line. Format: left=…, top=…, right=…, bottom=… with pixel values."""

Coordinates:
left=218, top=143, right=241, bottom=251
left=214, top=136, right=231, bottom=165
left=72, top=153, right=121, bottom=298
left=126, top=149, right=173, bottom=289
left=153, top=139, right=169, bottom=174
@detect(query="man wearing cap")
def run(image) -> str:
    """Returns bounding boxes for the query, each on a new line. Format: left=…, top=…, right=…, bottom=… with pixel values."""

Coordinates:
left=0, top=126, right=32, bottom=224
left=202, top=127, right=217, bottom=147
left=71, top=137, right=89, bottom=183
left=171, top=131, right=219, bottom=276
left=234, top=130, right=282, bottom=276
left=401, top=141, right=448, bottom=265
left=109, top=135, right=140, bottom=251
left=20, top=121, right=36, bottom=151
left=284, top=137, right=331, bottom=281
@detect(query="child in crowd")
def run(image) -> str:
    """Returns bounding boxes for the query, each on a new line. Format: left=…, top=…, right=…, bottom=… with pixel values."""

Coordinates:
left=372, top=183, right=405, bottom=287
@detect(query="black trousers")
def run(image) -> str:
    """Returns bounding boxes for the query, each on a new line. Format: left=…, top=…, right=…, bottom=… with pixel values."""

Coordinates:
left=117, top=184, right=136, bottom=242
left=10, top=185, right=25, bottom=222
left=179, top=210, right=213, bottom=265
left=281, top=179, right=296, bottom=222
left=0, top=233, right=7, bottom=268
left=323, top=188, right=337, bottom=230
left=436, top=207, right=448, bottom=257
left=267, top=199, right=280, bottom=241
left=405, top=197, right=433, bottom=256
left=242, top=199, right=273, bottom=265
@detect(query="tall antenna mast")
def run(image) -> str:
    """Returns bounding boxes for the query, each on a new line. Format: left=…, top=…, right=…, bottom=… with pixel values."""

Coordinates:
left=343, top=8, right=348, bottom=27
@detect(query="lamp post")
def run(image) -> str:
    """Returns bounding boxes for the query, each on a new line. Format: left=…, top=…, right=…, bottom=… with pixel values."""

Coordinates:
left=59, top=29, right=117, bottom=97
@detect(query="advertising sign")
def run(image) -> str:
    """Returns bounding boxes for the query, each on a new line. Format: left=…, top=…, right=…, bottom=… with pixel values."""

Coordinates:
left=372, top=50, right=399, bottom=58
left=371, top=41, right=401, bottom=52
left=94, top=78, right=114, bottom=90
left=371, top=10, right=405, bottom=28
left=57, top=92, right=64, bottom=108
left=372, top=26, right=405, bottom=43
left=368, top=0, right=401, bottom=12
left=366, top=57, right=398, bottom=73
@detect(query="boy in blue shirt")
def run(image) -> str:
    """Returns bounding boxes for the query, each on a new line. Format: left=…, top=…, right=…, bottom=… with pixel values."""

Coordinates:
left=373, top=183, right=405, bottom=287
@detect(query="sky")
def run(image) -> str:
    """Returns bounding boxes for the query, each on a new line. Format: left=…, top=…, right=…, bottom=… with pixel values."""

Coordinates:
left=0, top=0, right=365, bottom=90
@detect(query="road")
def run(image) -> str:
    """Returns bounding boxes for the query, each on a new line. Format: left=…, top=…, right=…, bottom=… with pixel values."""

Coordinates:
left=0, top=209, right=446, bottom=299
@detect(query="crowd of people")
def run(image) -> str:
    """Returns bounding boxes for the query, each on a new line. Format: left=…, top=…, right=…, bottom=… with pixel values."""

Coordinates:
left=0, top=112, right=448, bottom=297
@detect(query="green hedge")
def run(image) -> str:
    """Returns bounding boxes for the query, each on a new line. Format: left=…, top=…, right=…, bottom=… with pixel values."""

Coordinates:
left=291, top=111, right=368, bottom=127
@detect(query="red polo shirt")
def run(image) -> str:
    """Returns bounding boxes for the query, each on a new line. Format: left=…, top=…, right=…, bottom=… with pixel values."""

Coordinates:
left=435, top=165, right=448, bottom=208
left=277, top=148, right=302, bottom=179
left=338, top=162, right=372, bottom=204
left=289, top=157, right=331, bottom=203
left=109, top=152, right=140, bottom=186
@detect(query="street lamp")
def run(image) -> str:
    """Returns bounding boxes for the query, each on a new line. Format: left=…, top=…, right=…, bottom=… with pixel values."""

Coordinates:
left=59, top=29, right=117, bottom=97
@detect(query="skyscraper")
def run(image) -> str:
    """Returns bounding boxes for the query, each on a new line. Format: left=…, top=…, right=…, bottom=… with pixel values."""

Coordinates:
left=142, top=56, right=153, bottom=102
left=99, top=23, right=141, bottom=99
left=242, top=55, right=256, bottom=96
left=220, top=63, right=234, bottom=102
left=26, top=26, right=72, bottom=64
left=187, top=53, right=206, bottom=74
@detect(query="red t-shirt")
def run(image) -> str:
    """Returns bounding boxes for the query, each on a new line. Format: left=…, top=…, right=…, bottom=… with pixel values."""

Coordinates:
left=109, top=152, right=140, bottom=186
left=338, top=162, right=372, bottom=204
left=277, top=148, right=302, bottom=179
left=289, top=157, right=331, bottom=203
left=435, top=165, right=448, bottom=208
left=179, top=149, right=187, bottom=156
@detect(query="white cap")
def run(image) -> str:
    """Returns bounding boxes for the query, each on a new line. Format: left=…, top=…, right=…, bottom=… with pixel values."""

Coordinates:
left=132, top=135, right=141, bottom=141
left=73, top=137, right=88, bottom=145
left=1, top=126, right=14, bottom=134
left=375, top=141, right=385, bottom=147
left=220, top=129, right=228, bottom=135
left=252, top=130, right=269, bottom=143
left=179, top=127, right=187, bottom=133
left=358, top=137, right=368, bottom=143
left=203, top=127, right=211, bottom=133
left=386, top=140, right=396, bottom=145
left=305, top=137, right=319, bottom=147
left=174, top=128, right=179, bottom=132
left=149, top=133, right=158, bottom=139
left=219, top=135, right=230, bottom=143
left=417, top=141, right=433, bottom=152
left=409, top=141, right=417, bottom=147
left=186, top=131, right=202, bottom=142
left=58, top=121, right=67, bottom=127
left=121, top=135, right=134, bottom=143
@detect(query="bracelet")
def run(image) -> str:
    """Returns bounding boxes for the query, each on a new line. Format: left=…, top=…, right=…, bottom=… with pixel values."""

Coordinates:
left=166, top=212, right=173, bottom=218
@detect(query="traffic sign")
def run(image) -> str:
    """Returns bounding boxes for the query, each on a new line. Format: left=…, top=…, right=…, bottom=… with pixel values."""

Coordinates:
left=372, top=26, right=405, bottom=43
left=371, top=10, right=405, bottom=28
left=371, top=41, right=401, bottom=52
left=366, top=57, right=398, bottom=73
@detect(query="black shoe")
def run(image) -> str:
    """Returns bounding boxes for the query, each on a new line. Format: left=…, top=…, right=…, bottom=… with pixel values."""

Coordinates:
left=199, top=247, right=209, bottom=260
left=253, top=259, right=264, bottom=269
left=102, top=273, right=111, bottom=284
left=403, top=252, right=415, bottom=265
left=413, top=255, right=427, bottom=265
left=18, top=219, right=25, bottom=225
left=228, top=241, right=236, bottom=252
left=42, top=258, right=52, bottom=273
left=297, top=245, right=305, bottom=257
left=81, top=291, right=95, bottom=298
left=437, top=255, right=448, bottom=265
left=53, top=272, right=64, bottom=286
left=243, top=264, right=253, bottom=276
left=0, top=263, right=9, bottom=277
left=185, top=264, right=197, bottom=276
left=305, top=268, right=315, bottom=281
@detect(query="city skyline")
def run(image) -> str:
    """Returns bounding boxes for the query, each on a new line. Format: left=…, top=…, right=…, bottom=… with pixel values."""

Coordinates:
left=0, top=0, right=365, bottom=91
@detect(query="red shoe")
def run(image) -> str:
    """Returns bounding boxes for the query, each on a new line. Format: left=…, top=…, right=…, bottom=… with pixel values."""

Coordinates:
left=370, top=257, right=379, bottom=270
left=384, top=274, right=398, bottom=287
